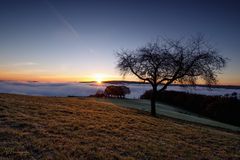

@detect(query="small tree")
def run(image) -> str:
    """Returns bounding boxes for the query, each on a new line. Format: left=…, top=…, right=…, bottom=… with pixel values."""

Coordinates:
left=104, top=85, right=130, bottom=98
left=116, top=35, right=226, bottom=116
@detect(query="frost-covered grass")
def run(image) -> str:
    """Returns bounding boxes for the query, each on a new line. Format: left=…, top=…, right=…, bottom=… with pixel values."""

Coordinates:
left=0, top=93, right=240, bottom=159
left=97, top=98, right=240, bottom=132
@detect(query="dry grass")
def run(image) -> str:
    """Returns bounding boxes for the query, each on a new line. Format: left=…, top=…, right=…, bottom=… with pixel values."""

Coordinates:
left=0, top=93, right=239, bottom=160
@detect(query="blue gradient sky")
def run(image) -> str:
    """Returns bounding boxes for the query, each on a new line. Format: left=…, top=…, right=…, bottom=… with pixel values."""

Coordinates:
left=0, top=0, right=240, bottom=84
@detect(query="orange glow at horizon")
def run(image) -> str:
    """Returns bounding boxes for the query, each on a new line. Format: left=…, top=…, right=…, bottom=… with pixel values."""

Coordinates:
left=0, top=70, right=122, bottom=82
left=0, top=70, right=239, bottom=85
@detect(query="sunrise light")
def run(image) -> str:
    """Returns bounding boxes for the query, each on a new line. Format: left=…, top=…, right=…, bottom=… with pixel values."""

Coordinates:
left=94, top=73, right=105, bottom=84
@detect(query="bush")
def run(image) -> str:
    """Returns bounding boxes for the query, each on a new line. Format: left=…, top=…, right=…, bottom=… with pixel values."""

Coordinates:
left=104, top=85, right=130, bottom=98
left=89, top=86, right=131, bottom=98
left=141, top=90, right=240, bottom=126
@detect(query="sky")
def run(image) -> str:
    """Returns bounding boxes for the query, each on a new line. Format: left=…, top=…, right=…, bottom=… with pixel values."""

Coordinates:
left=0, top=0, right=240, bottom=85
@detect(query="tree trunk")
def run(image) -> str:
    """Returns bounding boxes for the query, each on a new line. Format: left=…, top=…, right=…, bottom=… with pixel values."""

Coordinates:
left=151, top=85, right=157, bottom=116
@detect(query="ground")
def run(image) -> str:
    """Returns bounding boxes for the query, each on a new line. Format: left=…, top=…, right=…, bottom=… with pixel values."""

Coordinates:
left=96, top=98, right=240, bottom=132
left=0, top=94, right=239, bottom=160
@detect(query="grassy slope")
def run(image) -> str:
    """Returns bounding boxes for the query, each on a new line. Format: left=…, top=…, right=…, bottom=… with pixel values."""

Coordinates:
left=96, top=98, right=240, bottom=132
left=0, top=94, right=239, bottom=160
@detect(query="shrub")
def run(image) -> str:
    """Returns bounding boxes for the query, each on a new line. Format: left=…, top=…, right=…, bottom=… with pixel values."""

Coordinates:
left=104, top=85, right=130, bottom=98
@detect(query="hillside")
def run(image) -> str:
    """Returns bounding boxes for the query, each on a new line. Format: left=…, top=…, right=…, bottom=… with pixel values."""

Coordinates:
left=0, top=94, right=239, bottom=159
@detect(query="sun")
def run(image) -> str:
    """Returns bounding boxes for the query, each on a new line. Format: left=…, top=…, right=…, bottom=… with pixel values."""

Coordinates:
left=95, top=73, right=104, bottom=84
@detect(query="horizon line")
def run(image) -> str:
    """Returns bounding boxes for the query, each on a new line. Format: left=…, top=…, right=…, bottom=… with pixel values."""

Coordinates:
left=1, top=79, right=240, bottom=87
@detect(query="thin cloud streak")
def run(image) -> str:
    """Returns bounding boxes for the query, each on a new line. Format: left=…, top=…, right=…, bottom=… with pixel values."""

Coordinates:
left=45, top=0, right=80, bottom=39
left=12, top=62, right=38, bottom=66
left=0, top=62, right=38, bottom=67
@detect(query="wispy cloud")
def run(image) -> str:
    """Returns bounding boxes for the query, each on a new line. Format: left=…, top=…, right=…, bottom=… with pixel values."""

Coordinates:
left=12, top=62, right=38, bottom=66
left=45, top=0, right=80, bottom=39
left=0, top=62, right=38, bottom=67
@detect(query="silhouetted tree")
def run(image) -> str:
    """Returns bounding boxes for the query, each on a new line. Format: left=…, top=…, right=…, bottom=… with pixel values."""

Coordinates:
left=104, top=85, right=130, bottom=98
left=116, top=35, right=227, bottom=116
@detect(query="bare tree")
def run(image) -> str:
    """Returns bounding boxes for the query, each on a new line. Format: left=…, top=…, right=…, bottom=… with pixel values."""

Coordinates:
left=116, top=35, right=227, bottom=116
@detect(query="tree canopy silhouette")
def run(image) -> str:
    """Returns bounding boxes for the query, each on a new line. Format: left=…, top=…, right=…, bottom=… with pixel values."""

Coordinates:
left=116, top=35, right=227, bottom=116
left=104, top=85, right=130, bottom=98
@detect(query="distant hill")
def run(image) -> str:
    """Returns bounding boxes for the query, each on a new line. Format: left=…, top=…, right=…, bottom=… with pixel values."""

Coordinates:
left=103, top=80, right=147, bottom=84
left=101, top=80, right=240, bottom=89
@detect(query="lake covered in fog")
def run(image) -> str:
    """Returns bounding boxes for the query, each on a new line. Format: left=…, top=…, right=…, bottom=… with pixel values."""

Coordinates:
left=0, top=81, right=239, bottom=99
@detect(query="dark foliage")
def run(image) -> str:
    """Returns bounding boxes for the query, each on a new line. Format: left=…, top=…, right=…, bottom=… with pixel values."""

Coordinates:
left=104, top=85, right=130, bottom=98
left=89, top=86, right=131, bottom=98
left=141, top=90, right=240, bottom=126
